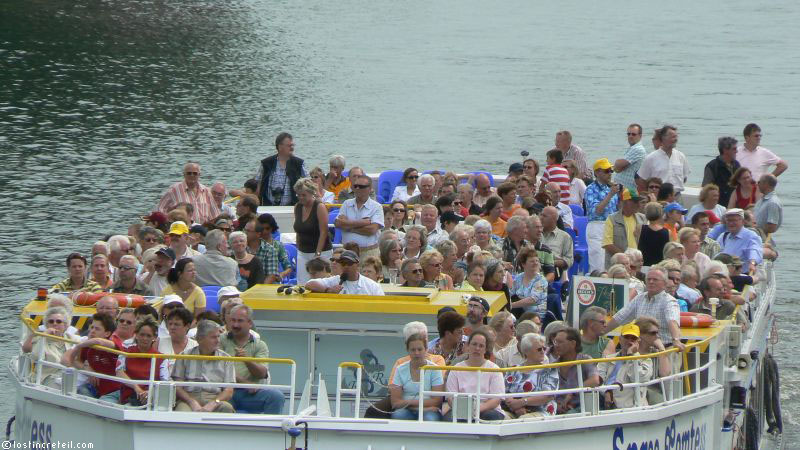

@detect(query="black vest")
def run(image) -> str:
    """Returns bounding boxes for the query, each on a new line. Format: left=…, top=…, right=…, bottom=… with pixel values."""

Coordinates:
left=259, top=154, right=304, bottom=206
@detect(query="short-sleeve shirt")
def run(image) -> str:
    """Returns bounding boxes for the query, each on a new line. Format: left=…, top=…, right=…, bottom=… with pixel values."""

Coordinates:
left=614, top=143, right=647, bottom=190
left=736, top=145, right=782, bottom=181
left=511, top=272, right=548, bottom=315
left=80, top=346, right=122, bottom=396
left=542, top=164, right=571, bottom=203
left=171, top=347, right=236, bottom=393
left=390, top=359, right=444, bottom=400
left=584, top=182, right=619, bottom=222
left=612, top=290, right=680, bottom=343
left=637, top=149, right=690, bottom=192
left=445, top=360, right=505, bottom=412
left=220, top=332, right=270, bottom=384
left=161, top=284, right=206, bottom=313
left=557, top=354, right=597, bottom=410
left=311, top=274, right=385, bottom=296
left=339, top=197, right=385, bottom=247
left=581, top=336, right=609, bottom=360
left=754, top=192, right=782, bottom=231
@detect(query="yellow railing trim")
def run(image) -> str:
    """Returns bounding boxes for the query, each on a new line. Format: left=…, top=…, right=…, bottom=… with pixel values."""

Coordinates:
left=338, top=362, right=363, bottom=369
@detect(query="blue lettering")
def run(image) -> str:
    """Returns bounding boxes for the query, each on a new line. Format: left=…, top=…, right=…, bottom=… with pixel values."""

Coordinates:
left=30, top=420, right=37, bottom=443
left=613, top=426, right=624, bottom=450
left=664, top=419, right=676, bottom=449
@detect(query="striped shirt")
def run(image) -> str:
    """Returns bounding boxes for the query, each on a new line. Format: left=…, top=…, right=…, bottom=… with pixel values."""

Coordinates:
left=563, top=144, right=592, bottom=180
left=157, top=181, right=220, bottom=224
left=612, top=290, right=681, bottom=344
left=542, top=164, right=571, bottom=203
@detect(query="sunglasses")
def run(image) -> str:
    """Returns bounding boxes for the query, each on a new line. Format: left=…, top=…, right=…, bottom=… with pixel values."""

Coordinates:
left=453, top=201, right=463, bottom=206
left=429, top=263, right=442, bottom=268
left=184, top=171, right=199, bottom=175
left=353, top=184, right=370, bottom=189
left=627, top=132, right=640, bottom=136
left=393, top=208, right=406, bottom=213
left=408, top=268, right=423, bottom=274
left=407, top=175, right=419, bottom=180
left=47, top=319, right=64, bottom=325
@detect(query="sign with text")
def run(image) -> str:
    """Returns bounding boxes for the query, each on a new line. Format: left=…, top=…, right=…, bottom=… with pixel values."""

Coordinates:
left=568, top=276, right=629, bottom=328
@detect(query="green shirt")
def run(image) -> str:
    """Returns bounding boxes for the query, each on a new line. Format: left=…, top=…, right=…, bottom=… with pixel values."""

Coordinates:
left=220, top=332, right=270, bottom=384
left=581, top=335, right=609, bottom=360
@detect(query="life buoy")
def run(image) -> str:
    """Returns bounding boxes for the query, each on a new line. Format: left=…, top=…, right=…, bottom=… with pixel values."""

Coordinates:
left=73, top=292, right=147, bottom=308
left=679, top=311, right=714, bottom=328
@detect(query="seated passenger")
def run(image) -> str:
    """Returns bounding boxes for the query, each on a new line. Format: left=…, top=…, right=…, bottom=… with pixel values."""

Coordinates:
left=62, top=313, right=121, bottom=398
left=634, top=316, right=672, bottom=405
left=509, top=249, right=548, bottom=317
left=444, top=329, right=505, bottom=421
left=162, top=258, right=207, bottom=317
left=220, top=305, right=285, bottom=414
left=50, top=252, right=102, bottom=293
left=157, top=295, right=186, bottom=338
left=597, top=324, right=653, bottom=409
left=428, top=312, right=466, bottom=365
left=112, top=308, right=136, bottom=346
left=389, top=333, right=444, bottom=421
left=22, top=306, right=78, bottom=389
left=172, top=320, right=235, bottom=413
left=488, top=311, right=516, bottom=353
left=111, top=255, right=154, bottom=296
left=578, top=306, right=610, bottom=359
left=503, top=333, right=558, bottom=418
left=305, top=250, right=385, bottom=295
left=420, top=249, right=454, bottom=289
left=552, top=327, right=600, bottom=414
left=157, top=307, right=198, bottom=374
left=460, top=260, right=485, bottom=292
left=110, top=317, right=167, bottom=406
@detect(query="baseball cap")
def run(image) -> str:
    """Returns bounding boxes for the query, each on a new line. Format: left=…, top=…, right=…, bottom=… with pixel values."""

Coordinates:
left=468, top=296, right=490, bottom=312
left=621, top=323, right=640, bottom=338
left=189, top=224, right=208, bottom=236
left=508, top=162, right=524, bottom=174
left=168, top=221, right=190, bottom=235
left=217, top=286, right=242, bottom=299
left=621, top=188, right=641, bottom=201
left=593, top=158, right=613, bottom=171
left=664, top=202, right=688, bottom=214
left=163, top=294, right=184, bottom=306
left=725, top=208, right=744, bottom=218
left=142, top=211, right=168, bottom=227
left=155, top=247, right=176, bottom=261
left=440, top=211, right=465, bottom=225
left=339, top=250, right=360, bottom=264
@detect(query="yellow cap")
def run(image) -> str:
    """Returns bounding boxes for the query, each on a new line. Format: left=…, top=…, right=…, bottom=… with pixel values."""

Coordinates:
left=593, top=158, right=613, bottom=171
left=620, top=323, right=640, bottom=338
left=168, top=221, right=189, bottom=235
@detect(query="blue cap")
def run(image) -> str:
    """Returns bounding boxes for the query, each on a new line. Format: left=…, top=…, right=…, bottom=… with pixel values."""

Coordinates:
left=664, top=202, right=688, bottom=214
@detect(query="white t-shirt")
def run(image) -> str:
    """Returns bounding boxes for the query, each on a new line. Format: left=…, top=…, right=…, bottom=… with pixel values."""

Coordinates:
left=312, top=275, right=385, bottom=296
left=392, top=185, right=420, bottom=202
left=637, top=148, right=690, bottom=192
left=569, top=178, right=587, bottom=207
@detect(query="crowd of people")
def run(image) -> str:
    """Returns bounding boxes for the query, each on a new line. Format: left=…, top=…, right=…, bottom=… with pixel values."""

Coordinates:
left=30, top=122, right=784, bottom=419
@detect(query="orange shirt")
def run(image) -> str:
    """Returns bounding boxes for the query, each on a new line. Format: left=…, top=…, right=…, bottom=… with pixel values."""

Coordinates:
left=488, top=216, right=507, bottom=238
left=664, top=223, right=679, bottom=241
left=327, top=177, right=351, bottom=201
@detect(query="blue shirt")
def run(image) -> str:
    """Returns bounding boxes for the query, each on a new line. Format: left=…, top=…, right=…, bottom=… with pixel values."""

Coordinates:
left=584, top=182, right=619, bottom=222
left=511, top=272, right=549, bottom=315
left=716, top=227, right=763, bottom=265
left=391, top=359, right=444, bottom=400
left=614, top=142, right=647, bottom=190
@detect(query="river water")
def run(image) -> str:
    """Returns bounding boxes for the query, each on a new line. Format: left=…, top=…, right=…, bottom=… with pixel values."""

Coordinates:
left=1, top=0, right=798, bottom=439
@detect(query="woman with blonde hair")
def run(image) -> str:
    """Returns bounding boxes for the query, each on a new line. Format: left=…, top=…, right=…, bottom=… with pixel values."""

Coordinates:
left=638, top=202, right=670, bottom=267
left=420, top=249, right=454, bottom=290
left=488, top=311, right=516, bottom=353
left=293, top=177, right=332, bottom=284
left=309, top=167, right=335, bottom=204
left=687, top=184, right=726, bottom=222
left=678, top=227, right=710, bottom=276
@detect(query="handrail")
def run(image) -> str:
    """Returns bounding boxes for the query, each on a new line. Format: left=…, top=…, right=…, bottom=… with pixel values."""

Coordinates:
left=336, top=362, right=364, bottom=417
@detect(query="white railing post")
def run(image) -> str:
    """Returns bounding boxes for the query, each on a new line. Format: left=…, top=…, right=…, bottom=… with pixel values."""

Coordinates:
left=354, top=366, right=362, bottom=415
left=147, top=355, right=157, bottom=409
left=633, top=359, right=641, bottom=407
left=576, top=362, right=585, bottom=414
left=335, top=366, right=343, bottom=417
left=418, top=367, right=425, bottom=422
left=474, top=370, right=482, bottom=423
left=289, top=362, right=296, bottom=415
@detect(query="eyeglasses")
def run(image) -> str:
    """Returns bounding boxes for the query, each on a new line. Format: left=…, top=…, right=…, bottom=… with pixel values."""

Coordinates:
left=118, top=319, right=134, bottom=325
left=408, top=268, right=423, bottom=274
left=47, top=319, right=64, bottom=325
left=120, top=266, right=137, bottom=271
left=353, top=184, right=370, bottom=189
left=429, top=263, right=442, bottom=268
left=627, top=132, right=640, bottom=136
left=407, top=175, right=419, bottom=180
left=184, top=171, right=199, bottom=176
left=453, top=201, right=463, bottom=206
left=393, top=208, right=406, bottom=213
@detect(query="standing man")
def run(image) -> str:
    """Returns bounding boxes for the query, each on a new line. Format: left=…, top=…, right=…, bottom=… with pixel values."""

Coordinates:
left=754, top=174, right=782, bottom=235
left=471, top=174, right=496, bottom=208
left=613, top=124, right=647, bottom=191
left=336, top=174, right=384, bottom=260
left=702, top=137, right=741, bottom=207
left=584, top=158, right=620, bottom=272
left=256, top=132, right=308, bottom=206
left=168, top=221, right=200, bottom=259
left=636, top=125, right=690, bottom=198
left=602, top=189, right=646, bottom=269
left=736, top=123, right=788, bottom=181
left=157, top=162, right=220, bottom=224
left=552, top=130, right=592, bottom=182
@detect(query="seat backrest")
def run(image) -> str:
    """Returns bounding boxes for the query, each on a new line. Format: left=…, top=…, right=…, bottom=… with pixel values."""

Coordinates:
left=201, top=285, right=222, bottom=313
left=328, top=208, right=340, bottom=224
left=569, top=203, right=585, bottom=217
left=282, top=243, right=298, bottom=279
left=376, top=170, right=405, bottom=203
left=573, top=216, right=589, bottom=247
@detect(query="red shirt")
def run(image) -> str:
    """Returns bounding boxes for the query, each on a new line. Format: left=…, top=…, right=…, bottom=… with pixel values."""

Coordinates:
left=542, top=164, right=571, bottom=204
left=80, top=346, right=122, bottom=396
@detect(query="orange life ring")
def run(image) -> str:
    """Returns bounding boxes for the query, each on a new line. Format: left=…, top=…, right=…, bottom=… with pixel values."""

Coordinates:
left=679, top=311, right=714, bottom=328
left=73, top=292, right=147, bottom=308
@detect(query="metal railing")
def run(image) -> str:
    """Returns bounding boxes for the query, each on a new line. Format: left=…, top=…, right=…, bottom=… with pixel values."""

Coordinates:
left=19, top=318, right=297, bottom=414
left=335, top=362, right=363, bottom=417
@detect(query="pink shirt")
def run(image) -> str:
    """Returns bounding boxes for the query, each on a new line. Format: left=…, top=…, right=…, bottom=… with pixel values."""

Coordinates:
left=736, top=145, right=781, bottom=181
left=157, top=181, right=221, bottom=224
left=542, top=164, right=571, bottom=204
left=445, top=360, right=504, bottom=412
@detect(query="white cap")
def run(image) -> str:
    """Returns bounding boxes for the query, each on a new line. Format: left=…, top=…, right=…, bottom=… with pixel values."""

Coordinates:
left=163, top=294, right=184, bottom=305
left=217, top=286, right=242, bottom=299
left=725, top=208, right=744, bottom=217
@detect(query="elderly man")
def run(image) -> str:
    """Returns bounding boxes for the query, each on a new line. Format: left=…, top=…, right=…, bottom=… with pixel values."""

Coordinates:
left=716, top=209, right=763, bottom=272
left=407, top=174, right=437, bottom=206
left=636, top=125, right=690, bottom=197
left=171, top=320, right=236, bottom=413
left=754, top=174, right=782, bottom=235
left=141, top=247, right=175, bottom=296
left=472, top=173, right=496, bottom=208
left=602, top=267, right=684, bottom=352
left=137, top=227, right=164, bottom=254
left=541, top=206, right=573, bottom=279
left=255, top=132, right=307, bottom=206
left=689, top=276, right=736, bottom=320
left=501, top=216, right=529, bottom=272
left=456, top=183, right=482, bottom=216
left=585, top=158, right=621, bottom=271
left=579, top=306, right=609, bottom=359
left=544, top=182, right=574, bottom=228
left=613, top=124, right=647, bottom=191
left=324, top=155, right=350, bottom=201
left=597, top=323, right=653, bottom=409
left=736, top=123, right=788, bottom=180
left=193, top=229, right=238, bottom=287
left=450, top=225, right=473, bottom=262
left=702, top=137, right=741, bottom=207
left=419, top=204, right=447, bottom=247
left=336, top=174, right=384, bottom=260
left=107, top=235, right=132, bottom=274
left=157, top=162, right=220, bottom=224
left=306, top=250, right=385, bottom=295
left=525, top=215, right=556, bottom=282
left=552, top=130, right=592, bottom=181
left=602, top=188, right=646, bottom=269
left=691, top=211, right=722, bottom=258
left=96, top=295, right=120, bottom=318
left=111, top=256, right=153, bottom=295
left=336, top=166, right=367, bottom=202
left=51, top=253, right=102, bottom=293
left=211, top=182, right=237, bottom=219
left=220, top=305, right=285, bottom=414
left=553, top=327, right=600, bottom=413
left=168, top=221, right=200, bottom=259
left=399, top=258, right=426, bottom=287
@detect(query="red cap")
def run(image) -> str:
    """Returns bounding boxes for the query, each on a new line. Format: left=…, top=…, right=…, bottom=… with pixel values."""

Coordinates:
left=141, top=211, right=168, bottom=226
left=705, top=210, right=721, bottom=225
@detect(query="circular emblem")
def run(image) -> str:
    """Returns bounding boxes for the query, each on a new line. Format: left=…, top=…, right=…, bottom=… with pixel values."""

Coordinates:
left=576, top=279, right=596, bottom=305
